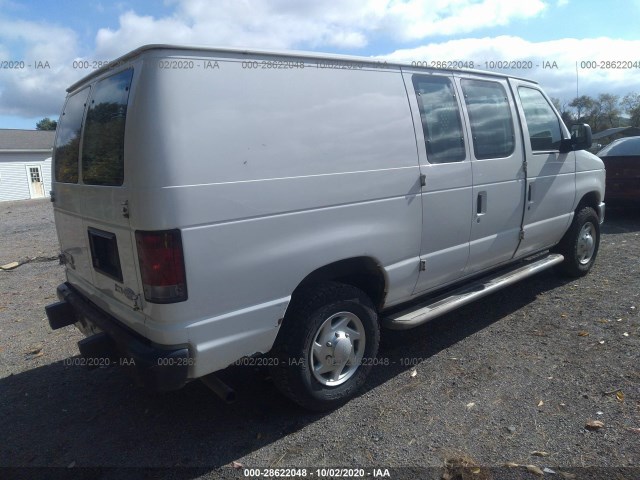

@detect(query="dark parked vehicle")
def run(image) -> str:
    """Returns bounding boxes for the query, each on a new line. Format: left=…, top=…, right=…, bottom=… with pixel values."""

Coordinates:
left=598, top=136, right=640, bottom=204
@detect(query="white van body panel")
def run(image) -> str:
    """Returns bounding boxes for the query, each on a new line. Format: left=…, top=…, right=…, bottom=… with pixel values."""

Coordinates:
left=55, top=48, right=427, bottom=378
left=575, top=149, right=606, bottom=209
left=50, top=45, right=606, bottom=383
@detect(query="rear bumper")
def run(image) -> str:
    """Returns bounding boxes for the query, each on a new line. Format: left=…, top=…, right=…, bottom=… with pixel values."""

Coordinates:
left=45, top=282, right=190, bottom=391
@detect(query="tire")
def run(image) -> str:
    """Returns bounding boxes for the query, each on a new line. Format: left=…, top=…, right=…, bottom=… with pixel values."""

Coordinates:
left=553, top=206, right=600, bottom=277
left=269, top=282, right=380, bottom=411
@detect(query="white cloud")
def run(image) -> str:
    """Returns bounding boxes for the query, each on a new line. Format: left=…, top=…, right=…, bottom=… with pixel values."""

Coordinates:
left=0, top=42, right=9, bottom=62
left=379, top=36, right=640, bottom=101
left=0, top=0, right=555, bottom=120
left=93, top=0, right=379, bottom=57
left=93, top=0, right=548, bottom=59
left=0, top=17, right=82, bottom=117
left=383, top=0, right=547, bottom=40
left=94, top=11, right=193, bottom=53
left=1, top=0, right=639, bottom=123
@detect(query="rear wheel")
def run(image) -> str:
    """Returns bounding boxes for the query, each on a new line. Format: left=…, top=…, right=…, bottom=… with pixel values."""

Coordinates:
left=553, top=206, right=600, bottom=277
left=270, top=282, right=380, bottom=411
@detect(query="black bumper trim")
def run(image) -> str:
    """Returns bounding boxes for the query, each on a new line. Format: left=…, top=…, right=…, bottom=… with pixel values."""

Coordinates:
left=46, top=282, right=190, bottom=391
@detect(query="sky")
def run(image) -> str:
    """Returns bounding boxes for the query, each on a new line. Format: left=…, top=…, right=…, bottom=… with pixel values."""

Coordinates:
left=0, top=0, right=639, bottom=130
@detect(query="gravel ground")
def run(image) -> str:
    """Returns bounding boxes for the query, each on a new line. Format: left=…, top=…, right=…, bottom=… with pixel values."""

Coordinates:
left=0, top=199, right=639, bottom=480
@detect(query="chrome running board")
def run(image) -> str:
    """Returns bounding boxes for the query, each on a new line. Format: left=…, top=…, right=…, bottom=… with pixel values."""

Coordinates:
left=384, top=253, right=564, bottom=330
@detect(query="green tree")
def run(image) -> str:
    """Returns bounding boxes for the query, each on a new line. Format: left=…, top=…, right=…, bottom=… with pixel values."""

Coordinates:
left=569, top=95, right=594, bottom=124
left=587, top=99, right=603, bottom=132
left=36, top=117, right=57, bottom=130
left=597, top=93, right=620, bottom=129
left=551, top=97, right=573, bottom=130
left=621, top=92, right=640, bottom=127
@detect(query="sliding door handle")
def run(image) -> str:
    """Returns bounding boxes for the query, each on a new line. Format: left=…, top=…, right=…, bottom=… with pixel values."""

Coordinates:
left=476, top=191, right=487, bottom=220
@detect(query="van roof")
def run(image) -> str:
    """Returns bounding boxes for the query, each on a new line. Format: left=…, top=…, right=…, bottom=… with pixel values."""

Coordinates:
left=68, top=44, right=538, bottom=92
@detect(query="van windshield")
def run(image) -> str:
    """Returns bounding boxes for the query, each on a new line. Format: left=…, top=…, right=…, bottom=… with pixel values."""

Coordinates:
left=82, top=69, right=133, bottom=186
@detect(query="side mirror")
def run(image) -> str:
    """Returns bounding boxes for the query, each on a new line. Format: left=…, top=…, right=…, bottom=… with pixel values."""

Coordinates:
left=560, top=124, right=592, bottom=152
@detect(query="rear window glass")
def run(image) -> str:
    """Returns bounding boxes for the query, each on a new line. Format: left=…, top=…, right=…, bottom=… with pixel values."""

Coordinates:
left=54, top=88, right=90, bottom=183
left=461, top=79, right=515, bottom=159
left=82, top=69, right=133, bottom=186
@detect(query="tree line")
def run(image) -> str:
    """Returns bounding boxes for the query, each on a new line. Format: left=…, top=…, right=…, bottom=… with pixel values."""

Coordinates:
left=552, top=92, right=640, bottom=132
left=36, top=118, right=57, bottom=130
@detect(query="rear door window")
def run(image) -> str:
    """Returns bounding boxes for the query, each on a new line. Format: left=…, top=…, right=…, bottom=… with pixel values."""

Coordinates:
left=461, top=79, right=515, bottom=159
left=518, top=87, right=563, bottom=151
left=82, top=69, right=134, bottom=186
left=412, top=75, right=466, bottom=163
left=54, top=88, right=90, bottom=183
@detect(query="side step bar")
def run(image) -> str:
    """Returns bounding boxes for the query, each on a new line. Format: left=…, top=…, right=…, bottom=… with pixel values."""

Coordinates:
left=384, top=253, right=564, bottom=330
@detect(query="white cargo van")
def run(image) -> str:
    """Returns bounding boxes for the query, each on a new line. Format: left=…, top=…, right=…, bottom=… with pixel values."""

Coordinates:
left=46, top=45, right=605, bottom=410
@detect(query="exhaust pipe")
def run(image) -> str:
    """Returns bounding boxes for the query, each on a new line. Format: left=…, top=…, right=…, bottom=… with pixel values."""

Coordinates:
left=201, top=374, right=236, bottom=403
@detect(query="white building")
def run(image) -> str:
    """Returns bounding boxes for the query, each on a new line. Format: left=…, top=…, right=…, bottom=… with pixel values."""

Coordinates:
left=0, top=129, right=55, bottom=201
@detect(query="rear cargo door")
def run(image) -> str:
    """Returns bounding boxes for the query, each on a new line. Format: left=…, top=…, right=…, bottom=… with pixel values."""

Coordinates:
left=53, top=69, right=141, bottom=313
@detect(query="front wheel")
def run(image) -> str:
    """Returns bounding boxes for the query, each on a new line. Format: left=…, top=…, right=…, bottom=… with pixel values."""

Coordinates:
left=553, top=206, right=600, bottom=277
left=269, top=282, right=380, bottom=411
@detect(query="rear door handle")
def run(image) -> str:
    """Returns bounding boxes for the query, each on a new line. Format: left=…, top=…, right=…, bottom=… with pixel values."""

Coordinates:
left=476, top=191, right=487, bottom=218
left=527, top=183, right=534, bottom=210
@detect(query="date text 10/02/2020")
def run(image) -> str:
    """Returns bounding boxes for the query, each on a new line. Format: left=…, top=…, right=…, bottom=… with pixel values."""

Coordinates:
left=62, top=355, right=428, bottom=369
left=232, top=356, right=430, bottom=368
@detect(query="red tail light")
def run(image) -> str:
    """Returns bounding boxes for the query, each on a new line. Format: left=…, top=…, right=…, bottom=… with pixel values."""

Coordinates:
left=135, top=230, right=188, bottom=303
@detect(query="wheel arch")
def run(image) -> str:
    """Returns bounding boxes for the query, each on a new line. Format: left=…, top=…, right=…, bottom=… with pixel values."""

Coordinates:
left=575, top=190, right=604, bottom=222
left=292, top=257, right=388, bottom=311
left=575, top=190, right=601, bottom=212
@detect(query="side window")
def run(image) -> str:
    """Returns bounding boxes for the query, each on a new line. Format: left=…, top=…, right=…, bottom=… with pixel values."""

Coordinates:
left=412, top=75, right=465, bottom=163
left=518, top=87, right=562, bottom=151
left=54, top=88, right=90, bottom=183
left=82, top=69, right=134, bottom=186
left=461, top=79, right=515, bottom=159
